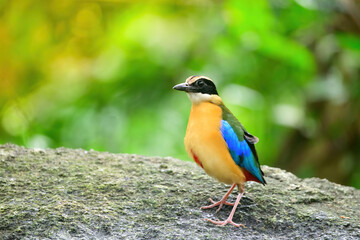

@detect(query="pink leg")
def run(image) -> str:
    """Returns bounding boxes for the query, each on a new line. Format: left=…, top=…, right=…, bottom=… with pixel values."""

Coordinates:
left=201, top=184, right=236, bottom=212
left=205, top=192, right=245, bottom=227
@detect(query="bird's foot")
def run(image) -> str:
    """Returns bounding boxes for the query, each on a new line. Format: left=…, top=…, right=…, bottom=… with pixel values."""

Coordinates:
left=200, top=198, right=234, bottom=212
left=204, top=217, right=245, bottom=228
left=209, top=198, right=234, bottom=206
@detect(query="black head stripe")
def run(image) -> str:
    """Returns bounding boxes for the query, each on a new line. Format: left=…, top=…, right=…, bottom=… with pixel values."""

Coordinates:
left=190, top=78, right=218, bottom=95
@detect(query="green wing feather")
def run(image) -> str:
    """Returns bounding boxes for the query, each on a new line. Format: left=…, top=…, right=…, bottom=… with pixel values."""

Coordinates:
left=220, top=104, right=265, bottom=182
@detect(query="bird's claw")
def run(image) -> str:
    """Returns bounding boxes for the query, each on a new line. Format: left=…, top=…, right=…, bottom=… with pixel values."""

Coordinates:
left=204, top=218, right=246, bottom=228
left=209, top=198, right=234, bottom=206
left=200, top=198, right=234, bottom=212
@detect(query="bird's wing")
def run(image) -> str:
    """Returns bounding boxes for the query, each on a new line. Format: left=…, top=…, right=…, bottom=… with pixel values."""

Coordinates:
left=220, top=106, right=266, bottom=184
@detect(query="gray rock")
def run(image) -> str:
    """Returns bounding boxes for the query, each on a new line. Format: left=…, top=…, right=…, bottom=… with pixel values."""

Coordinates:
left=0, top=143, right=359, bottom=240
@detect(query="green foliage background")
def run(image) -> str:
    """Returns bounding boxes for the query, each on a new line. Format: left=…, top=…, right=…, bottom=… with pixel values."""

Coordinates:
left=1, top=0, right=359, bottom=188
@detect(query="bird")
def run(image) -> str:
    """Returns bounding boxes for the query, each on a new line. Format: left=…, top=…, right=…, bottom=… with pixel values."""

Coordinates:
left=173, top=75, right=266, bottom=227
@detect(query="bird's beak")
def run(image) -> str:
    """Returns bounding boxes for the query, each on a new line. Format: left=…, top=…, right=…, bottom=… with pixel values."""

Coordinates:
left=173, top=82, right=189, bottom=92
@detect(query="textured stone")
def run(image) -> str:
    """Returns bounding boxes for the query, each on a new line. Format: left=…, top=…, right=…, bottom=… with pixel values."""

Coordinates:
left=0, top=144, right=359, bottom=239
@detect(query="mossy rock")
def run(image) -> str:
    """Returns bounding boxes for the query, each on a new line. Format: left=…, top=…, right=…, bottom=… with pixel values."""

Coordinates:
left=0, top=144, right=359, bottom=239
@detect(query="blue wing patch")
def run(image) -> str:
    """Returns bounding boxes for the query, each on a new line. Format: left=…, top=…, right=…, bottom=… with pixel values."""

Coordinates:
left=220, top=120, right=265, bottom=184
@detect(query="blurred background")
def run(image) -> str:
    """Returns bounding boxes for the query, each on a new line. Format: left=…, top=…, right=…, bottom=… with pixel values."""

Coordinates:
left=0, top=0, right=359, bottom=188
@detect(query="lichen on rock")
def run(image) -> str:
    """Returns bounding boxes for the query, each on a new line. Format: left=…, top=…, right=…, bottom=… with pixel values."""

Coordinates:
left=0, top=144, right=359, bottom=239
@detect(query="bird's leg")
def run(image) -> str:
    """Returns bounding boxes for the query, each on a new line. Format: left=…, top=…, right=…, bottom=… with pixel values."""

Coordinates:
left=205, top=191, right=245, bottom=227
left=200, top=183, right=236, bottom=212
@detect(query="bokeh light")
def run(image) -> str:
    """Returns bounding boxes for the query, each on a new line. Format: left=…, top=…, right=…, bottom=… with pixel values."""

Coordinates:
left=0, top=0, right=359, bottom=188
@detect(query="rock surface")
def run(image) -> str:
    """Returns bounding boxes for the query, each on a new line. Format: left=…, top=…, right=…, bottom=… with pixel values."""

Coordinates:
left=0, top=144, right=359, bottom=240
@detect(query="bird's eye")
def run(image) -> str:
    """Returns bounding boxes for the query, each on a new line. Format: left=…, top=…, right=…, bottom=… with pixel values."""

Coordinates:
left=197, top=80, right=205, bottom=87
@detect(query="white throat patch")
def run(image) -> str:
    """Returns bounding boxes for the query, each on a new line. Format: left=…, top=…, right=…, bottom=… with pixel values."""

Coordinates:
left=187, top=92, right=212, bottom=104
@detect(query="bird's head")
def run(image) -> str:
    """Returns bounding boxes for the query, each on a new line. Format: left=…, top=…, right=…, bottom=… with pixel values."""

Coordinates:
left=173, top=76, right=220, bottom=104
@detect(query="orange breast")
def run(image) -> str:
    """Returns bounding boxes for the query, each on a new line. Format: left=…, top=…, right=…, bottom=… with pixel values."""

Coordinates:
left=184, top=102, right=246, bottom=185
